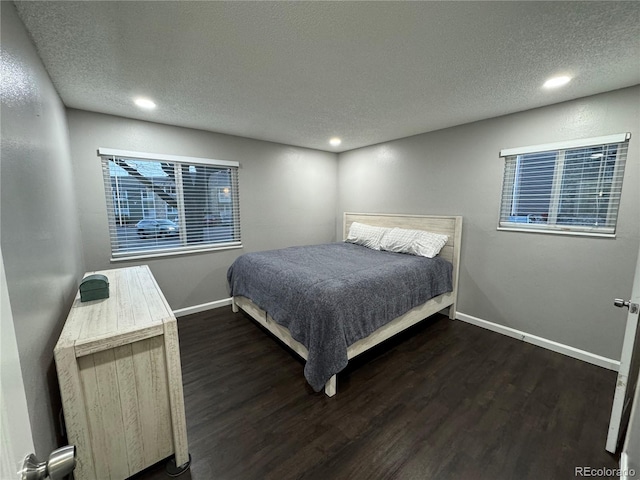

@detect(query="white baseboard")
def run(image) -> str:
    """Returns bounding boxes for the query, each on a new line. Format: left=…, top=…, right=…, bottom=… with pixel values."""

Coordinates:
left=173, top=297, right=232, bottom=317
left=456, top=312, right=620, bottom=372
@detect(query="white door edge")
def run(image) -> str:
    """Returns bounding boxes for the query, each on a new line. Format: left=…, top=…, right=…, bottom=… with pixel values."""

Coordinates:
left=0, top=247, right=35, bottom=478
left=606, top=244, right=640, bottom=453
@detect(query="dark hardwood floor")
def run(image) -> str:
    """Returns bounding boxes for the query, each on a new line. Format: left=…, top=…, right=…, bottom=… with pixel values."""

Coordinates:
left=132, top=307, right=620, bottom=480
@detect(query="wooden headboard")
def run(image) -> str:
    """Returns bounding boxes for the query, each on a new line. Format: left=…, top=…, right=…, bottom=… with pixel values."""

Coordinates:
left=343, top=212, right=463, bottom=304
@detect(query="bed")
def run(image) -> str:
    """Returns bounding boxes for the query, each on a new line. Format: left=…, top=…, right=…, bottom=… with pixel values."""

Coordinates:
left=228, top=212, right=462, bottom=396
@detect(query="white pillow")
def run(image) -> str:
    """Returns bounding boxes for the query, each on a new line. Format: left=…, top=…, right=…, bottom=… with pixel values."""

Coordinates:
left=346, top=222, right=390, bottom=250
left=380, top=227, right=448, bottom=258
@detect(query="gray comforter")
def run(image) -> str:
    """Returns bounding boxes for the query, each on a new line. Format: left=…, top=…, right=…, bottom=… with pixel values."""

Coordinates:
left=227, top=242, right=452, bottom=391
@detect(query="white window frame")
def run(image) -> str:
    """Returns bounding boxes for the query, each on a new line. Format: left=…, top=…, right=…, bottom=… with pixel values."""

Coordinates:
left=497, top=133, right=630, bottom=237
left=99, top=148, right=242, bottom=261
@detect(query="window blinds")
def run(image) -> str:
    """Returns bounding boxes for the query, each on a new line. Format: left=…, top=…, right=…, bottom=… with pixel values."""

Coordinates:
left=498, top=134, right=630, bottom=236
left=99, top=148, right=241, bottom=259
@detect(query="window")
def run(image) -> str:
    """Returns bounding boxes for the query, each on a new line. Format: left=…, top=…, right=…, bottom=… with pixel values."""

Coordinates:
left=99, top=148, right=241, bottom=259
left=498, top=133, right=630, bottom=236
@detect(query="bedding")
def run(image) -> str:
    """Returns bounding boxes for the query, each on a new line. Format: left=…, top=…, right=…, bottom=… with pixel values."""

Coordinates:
left=380, top=227, right=449, bottom=258
left=227, top=242, right=453, bottom=391
left=345, top=221, right=390, bottom=250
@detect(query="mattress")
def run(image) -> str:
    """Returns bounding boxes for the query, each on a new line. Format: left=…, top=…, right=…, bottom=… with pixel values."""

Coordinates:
left=227, top=242, right=453, bottom=391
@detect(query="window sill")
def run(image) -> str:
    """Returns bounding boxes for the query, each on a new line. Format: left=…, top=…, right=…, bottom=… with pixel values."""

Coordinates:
left=110, top=243, right=243, bottom=262
left=497, top=226, right=615, bottom=238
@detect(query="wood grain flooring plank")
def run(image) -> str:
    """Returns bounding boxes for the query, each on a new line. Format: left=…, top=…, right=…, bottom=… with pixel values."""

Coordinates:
left=130, top=306, right=620, bottom=480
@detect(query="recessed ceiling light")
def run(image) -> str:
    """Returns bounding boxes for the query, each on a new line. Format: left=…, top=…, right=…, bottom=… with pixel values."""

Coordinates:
left=134, top=97, right=156, bottom=109
left=329, top=137, right=342, bottom=147
left=543, top=76, right=572, bottom=89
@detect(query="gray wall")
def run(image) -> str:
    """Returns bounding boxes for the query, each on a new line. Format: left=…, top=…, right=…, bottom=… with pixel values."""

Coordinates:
left=67, top=110, right=338, bottom=309
left=338, top=86, right=640, bottom=361
left=0, top=2, right=85, bottom=456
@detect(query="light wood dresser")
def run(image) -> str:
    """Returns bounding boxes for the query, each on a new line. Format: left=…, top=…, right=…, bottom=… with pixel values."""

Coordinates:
left=54, top=265, right=189, bottom=479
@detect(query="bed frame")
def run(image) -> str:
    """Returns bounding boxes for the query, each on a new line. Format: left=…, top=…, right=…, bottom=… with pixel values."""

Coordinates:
left=232, top=212, right=463, bottom=396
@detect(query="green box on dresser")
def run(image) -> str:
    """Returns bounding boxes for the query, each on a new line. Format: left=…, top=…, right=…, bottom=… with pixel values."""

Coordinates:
left=79, top=274, right=109, bottom=302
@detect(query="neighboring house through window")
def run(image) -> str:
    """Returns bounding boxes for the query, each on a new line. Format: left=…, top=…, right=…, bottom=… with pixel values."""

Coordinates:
left=99, top=148, right=241, bottom=259
left=498, top=133, right=630, bottom=236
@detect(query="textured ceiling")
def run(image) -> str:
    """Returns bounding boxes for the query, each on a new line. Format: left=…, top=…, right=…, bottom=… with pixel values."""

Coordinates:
left=13, top=1, right=640, bottom=152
